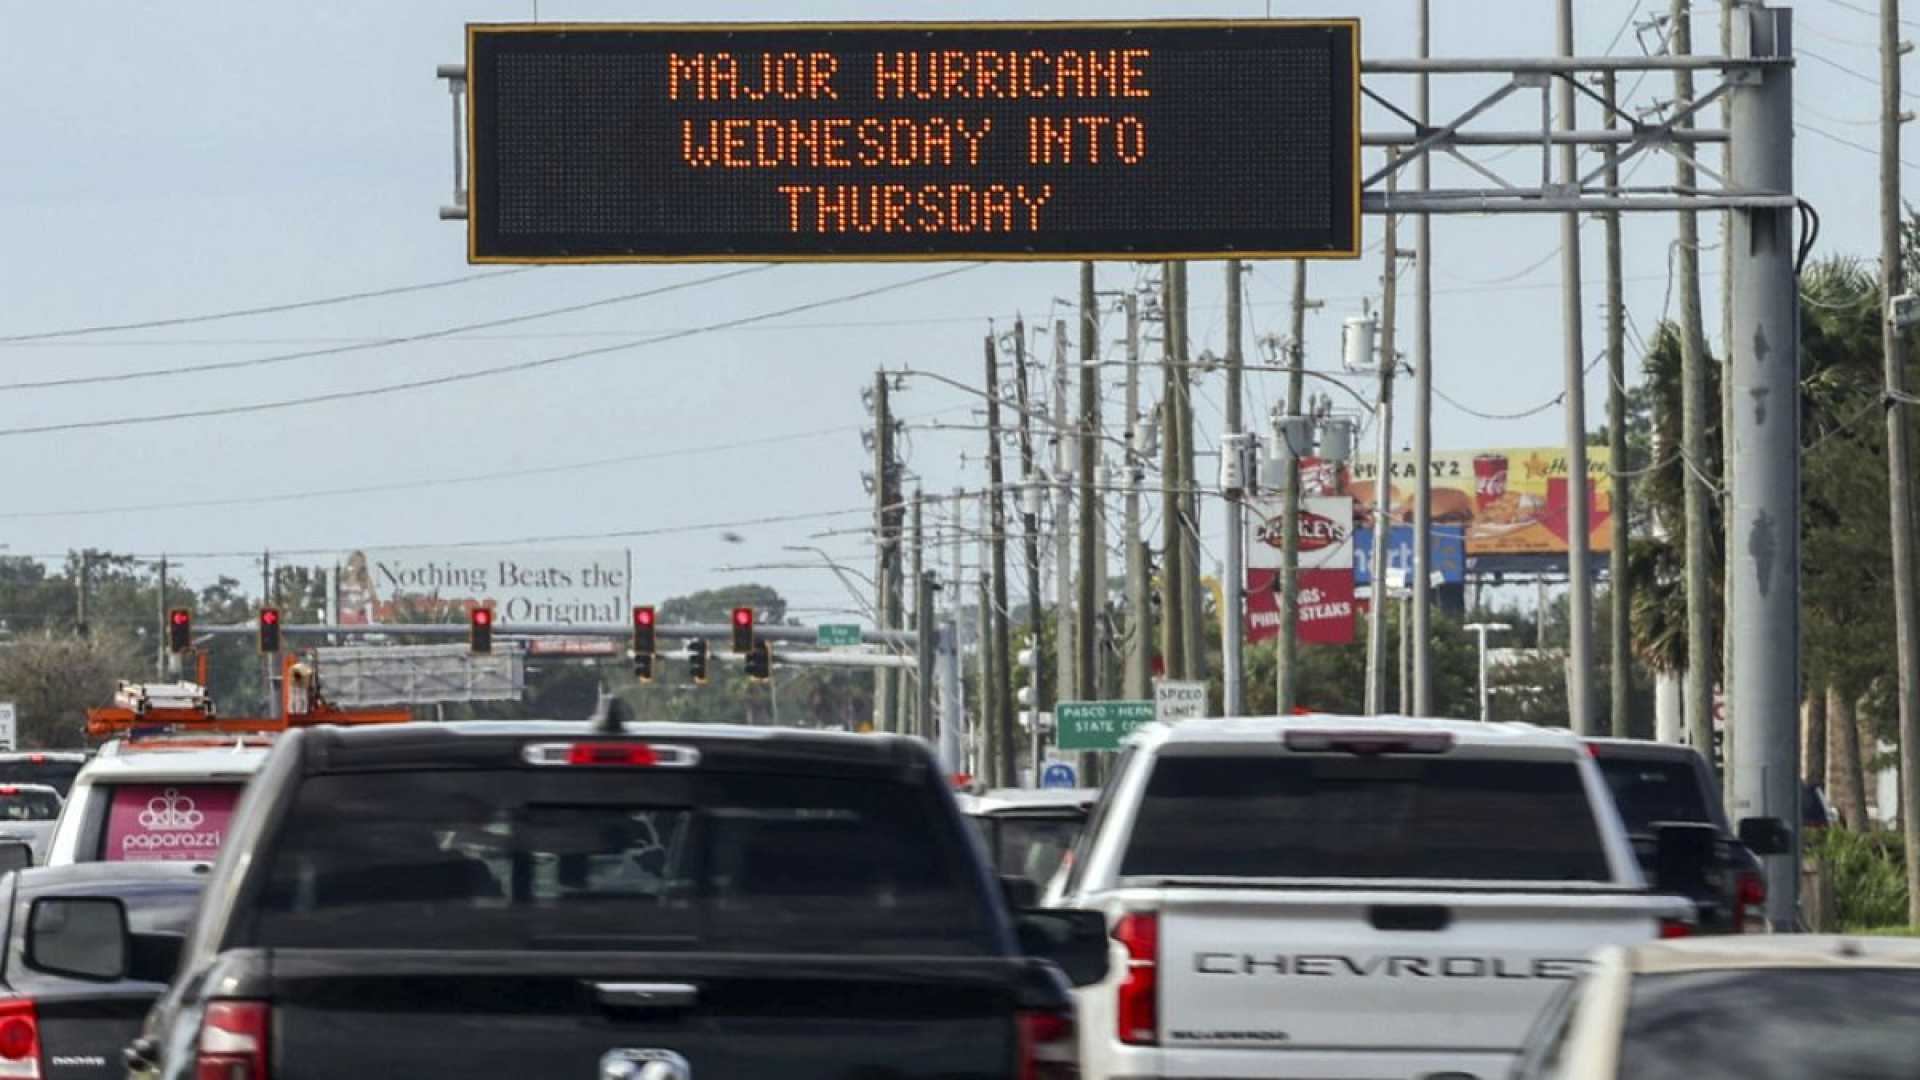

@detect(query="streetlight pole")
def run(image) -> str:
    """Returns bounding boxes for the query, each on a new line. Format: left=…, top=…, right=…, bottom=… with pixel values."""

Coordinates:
left=1463, top=622, right=1512, bottom=722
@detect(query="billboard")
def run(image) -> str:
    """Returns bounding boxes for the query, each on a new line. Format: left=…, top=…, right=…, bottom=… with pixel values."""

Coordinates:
left=1354, top=525, right=1468, bottom=588
left=1345, top=448, right=1614, bottom=556
left=1244, top=494, right=1357, bottom=645
left=465, top=20, right=1360, bottom=262
left=336, top=548, right=629, bottom=626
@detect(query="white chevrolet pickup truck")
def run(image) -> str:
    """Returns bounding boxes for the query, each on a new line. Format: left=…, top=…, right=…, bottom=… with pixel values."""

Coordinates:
left=1048, top=716, right=1695, bottom=1080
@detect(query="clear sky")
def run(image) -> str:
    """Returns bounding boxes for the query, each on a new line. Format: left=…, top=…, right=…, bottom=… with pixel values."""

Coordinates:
left=0, top=1, right=1897, bottom=623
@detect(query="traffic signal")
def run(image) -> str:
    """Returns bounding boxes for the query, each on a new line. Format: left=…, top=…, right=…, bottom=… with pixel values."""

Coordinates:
left=632, top=605, right=656, bottom=657
left=469, top=607, right=494, bottom=654
left=257, top=608, right=282, bottom=654
left=634, top=651, right=656, bottom=683
left=745, top=639, right=772, bottom=681
left=730, top=607, right=754, bottom=653
left=167, top=609, right=191, bottom=653
left=687, top=639, right=710, bottom=685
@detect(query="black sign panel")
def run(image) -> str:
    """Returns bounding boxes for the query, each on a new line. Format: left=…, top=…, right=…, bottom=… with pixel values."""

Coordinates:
left=466, top=21, right=1360, bottom=263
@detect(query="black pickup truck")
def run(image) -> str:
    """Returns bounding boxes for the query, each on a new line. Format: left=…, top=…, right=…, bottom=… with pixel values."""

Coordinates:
left=124, top=719, right=1106, bottom=1080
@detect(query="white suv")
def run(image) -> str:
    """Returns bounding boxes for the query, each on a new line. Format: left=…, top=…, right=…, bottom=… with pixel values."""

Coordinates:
left=46, top=736, right=270, bottom=865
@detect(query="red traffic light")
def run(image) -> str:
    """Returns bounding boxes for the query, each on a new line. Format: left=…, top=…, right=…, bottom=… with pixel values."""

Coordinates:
left=634, top=606, right=656, bottom=628
left=472, top=608, right=493, bottom=627
left=260, top=609, right=280, bottom=626
left=469, top=606, right=495, bottom=654
left=257, top=607, right=283, bottom=654
left=167, top=608, right=192, bottom=653
left=730, top=607, right=754, bottom=653
left=170, top=610, right=189, bottom=627
left=731, top=608, right=752, bottom=627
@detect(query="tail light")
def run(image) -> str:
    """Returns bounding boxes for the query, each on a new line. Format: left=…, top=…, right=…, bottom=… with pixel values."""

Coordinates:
left=1658, top=918, right=1694, bottom=939
left=520, top=742, right=700, bottom=768
left=1018, top=1008, right=1076, bottom=1080
left=1113, top=912, right=1158, bottom=1046
left=1736, top=871, right=1769, bottom=934
left=197, top=1000, right=269, bottom=1080
left=0, top=998, right=40, bottom=1080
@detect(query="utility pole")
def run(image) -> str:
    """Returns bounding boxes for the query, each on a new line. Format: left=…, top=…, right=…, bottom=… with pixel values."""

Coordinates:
left=943, top=487, right=966, bottom=771
left=261, top=548, right=275, bottom=719
left=156, top=555, right=170, bottom=679
left=1078, top=264, right=1101, bottom=705
left=983, top=336, right=1016, bottom=786
left=1605, top=70, right=1633, bottom=739
left=1726, top=2, right=1799, bottom=927
left=1881, top=0, right=1920, bottom=924
left=1052, top=318, right=1076, bottom=712
left=1011, top=320, right=1047, bottom=769
left=977, top=505, right=998, bottom=784
left=75, top=550, right=91, bottom=638
left=1557, top=0, right=1597, bottom=735
left=1674, top=1, right=1716, bottom=759
left=1223, top=260, right=1247, bottom=714
left=1176, top=264, right=1207, bottom=684
left=1159, top=265, right=1187, bottom=681
left=872, top=372, right=898, bottom=734
left=910, top=492, right=925, bottom=736
left=1411, top=0, right=1436, bottom=716
left=1277, top=261, right=1309, bottom=714
left=1366, top=168, right=1400, bottom=717
left=1720, top=0, right=1740, bottom=807
left=1123, top=293, right=1152, bottom=701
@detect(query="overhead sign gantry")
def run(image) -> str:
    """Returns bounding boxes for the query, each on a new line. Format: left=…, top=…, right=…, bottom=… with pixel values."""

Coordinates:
left=458, top=20, right=1360, bottom=262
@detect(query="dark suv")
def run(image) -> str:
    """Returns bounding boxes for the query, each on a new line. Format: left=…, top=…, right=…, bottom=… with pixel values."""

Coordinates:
left=1586, top=738, right=1786, bottom=933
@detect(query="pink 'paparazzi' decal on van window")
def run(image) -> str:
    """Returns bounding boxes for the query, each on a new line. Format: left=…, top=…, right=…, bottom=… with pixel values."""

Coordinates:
left=104, top=783, right=240, bottom=862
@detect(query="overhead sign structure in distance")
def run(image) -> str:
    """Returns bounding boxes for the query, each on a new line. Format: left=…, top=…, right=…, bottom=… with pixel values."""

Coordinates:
left=465, top=20, right=1360, bottom=263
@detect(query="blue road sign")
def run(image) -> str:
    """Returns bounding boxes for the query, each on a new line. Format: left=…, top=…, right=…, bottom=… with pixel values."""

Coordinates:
left=1040, top=761, right=1079, bottom=789
left=1353, top=525, right=1467, bottom=588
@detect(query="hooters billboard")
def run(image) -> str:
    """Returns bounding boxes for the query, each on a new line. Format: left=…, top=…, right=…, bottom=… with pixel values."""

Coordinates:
left=1244, top=494, right=1356, bottom=645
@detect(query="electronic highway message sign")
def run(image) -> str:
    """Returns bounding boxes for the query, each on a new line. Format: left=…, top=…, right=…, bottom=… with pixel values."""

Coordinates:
left=465, top=20, right=1360, bottom=263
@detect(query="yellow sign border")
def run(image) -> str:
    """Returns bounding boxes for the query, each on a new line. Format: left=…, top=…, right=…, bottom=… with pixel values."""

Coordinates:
left=463, top=19, right=1362, bottom=265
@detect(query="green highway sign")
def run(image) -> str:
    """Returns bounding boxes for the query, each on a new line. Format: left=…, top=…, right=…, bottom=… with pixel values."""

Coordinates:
left=1056, top=700, right=1155, bottom=751
left=816, top=624, right=863, bottom=647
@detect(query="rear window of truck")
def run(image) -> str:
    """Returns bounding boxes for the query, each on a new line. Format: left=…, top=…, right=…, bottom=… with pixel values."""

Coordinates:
left=1595, top=758, right=1712, bottom=836
left=1121, top=754, right=1612, bottom=881
left=248, top=768, right=994, bottom=954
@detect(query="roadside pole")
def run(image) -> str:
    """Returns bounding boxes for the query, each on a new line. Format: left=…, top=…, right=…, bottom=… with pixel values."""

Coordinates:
left=1411, top=0, right=1436, bottom=715
left=1365, top=165, right=1400, bottom=717
left=1726, top=5, right=1799, bottom=926
left=1222, top=261, right=1247, bottom=714
left=1012, top=320, right=1048, bottom=777
left=1278, top=262, right=1309, bottom=715
left=1077, top=264, right=1101, bottom=705
left=1557, top=0, right=1596, bottom=736
left=1123, top=292, right=1152, bottom=703
left=983, top=336, right=1016, bottom=787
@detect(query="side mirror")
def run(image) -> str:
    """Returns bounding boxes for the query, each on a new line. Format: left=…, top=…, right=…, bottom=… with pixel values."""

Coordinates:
left=27, top=897, right=127, bottom=981
left=1738, top=816, right=1792, bottom=856
left=1651, top=822, right=1719, bottom=895
left=1014, top=909, right=1110, bottom=988
left=0, top=842, right=32, bottom=874
left=1000, top=874, right=1040, bottom=910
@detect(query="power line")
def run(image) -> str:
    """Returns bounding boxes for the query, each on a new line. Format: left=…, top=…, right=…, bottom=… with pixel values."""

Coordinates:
left=0, top=265, right=981, bottom=439
left=0, top=268, right=536, bottom=343
left=0, top=267, right=776, bottom=392
left=0, top=424, right=858, bottom=521
left=1822, top=0, right=1920, bottom=30
left=1800, top=120, right=1920, bottom=170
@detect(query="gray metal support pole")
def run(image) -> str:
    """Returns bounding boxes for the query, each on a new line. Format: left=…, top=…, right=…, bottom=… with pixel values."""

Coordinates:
left=977, top=535, right=997, bottom=784
left=943, top=489, right=965, bottom=771
left=1727, top=5, right=1799, bottom=927
left=1721, top=0, right=1741, bottom=809
left=1223, top=262, right=1246, bottom=715
left=1398, top=590, right=1412, bottom=714
left=1605, top=71, right=1633, bottom=739
left=1366, top=170, right=1400, bottom=717
left=1881, top=0, right=1920, bottom=925
left=1557, top=0, right=1597, bottom=735
left=1278, top=262, right=1308, bottom=715
left=1411, top=0, right=1436, bottom=716
left=1078, top=264, right=1101, bottom=706
left=1123, top=294, right=1152, bottom=702
left=1675, top=2, right=1718, bottom=761
left=983, top=338, right=1016, bottom=788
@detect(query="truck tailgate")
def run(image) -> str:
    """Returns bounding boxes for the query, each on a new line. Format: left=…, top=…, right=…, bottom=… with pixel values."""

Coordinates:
left=267, top=950, right=1030, bottom=1080
left=1150, top=886, right=1683, bottom=1056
